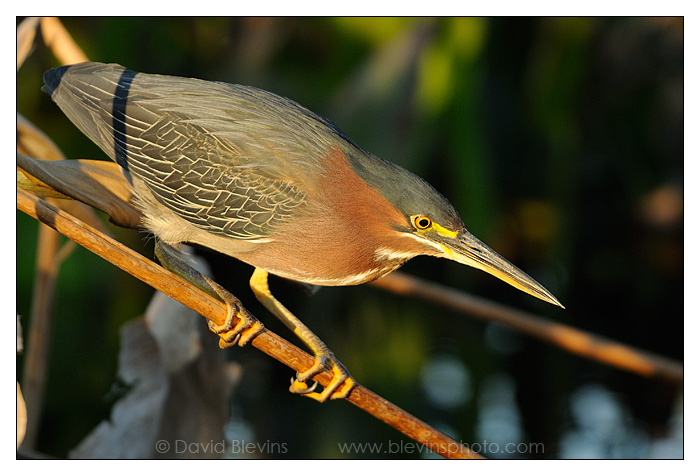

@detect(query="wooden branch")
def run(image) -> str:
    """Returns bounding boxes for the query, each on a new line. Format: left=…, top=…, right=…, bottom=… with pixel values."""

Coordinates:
left=372, top=272, right=683, bottom=384
left=16, top=115, right=80, bottom=450
left=17, top=152, right=142, bottom=229
left=17, top=188, right=482, bottom=460
left=40, top=17, right=89, bottom=65
left=17, top=17, right=40, bottom=71
left=17, top=17, right=89, bottom=72
left=20, top=217, right=60, bottom=449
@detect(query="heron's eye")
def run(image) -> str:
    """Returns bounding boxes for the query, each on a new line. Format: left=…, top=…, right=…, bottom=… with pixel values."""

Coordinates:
left=413, top=216, right=432, bottom=230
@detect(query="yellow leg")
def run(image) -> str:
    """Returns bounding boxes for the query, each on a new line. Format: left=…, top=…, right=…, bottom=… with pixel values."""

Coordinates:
left=249, top=268, right=355, bottom=402
left=155, top=242, right=264, bottom=348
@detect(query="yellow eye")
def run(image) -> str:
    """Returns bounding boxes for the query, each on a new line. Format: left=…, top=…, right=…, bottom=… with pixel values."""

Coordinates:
left=413, top=216, right=432, bottom=230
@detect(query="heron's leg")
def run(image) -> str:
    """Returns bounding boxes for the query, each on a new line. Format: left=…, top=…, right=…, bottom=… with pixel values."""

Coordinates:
left=249, top=267, right=355, bottom=402
left=155, top=242, right=264, bottom=348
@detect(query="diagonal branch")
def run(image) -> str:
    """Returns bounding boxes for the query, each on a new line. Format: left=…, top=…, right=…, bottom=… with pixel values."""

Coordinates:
left=39, top=17, right=89, bottom=66
left=16, top=187, right=482, bottom=460
left=372, top=273, right=683, bottom=383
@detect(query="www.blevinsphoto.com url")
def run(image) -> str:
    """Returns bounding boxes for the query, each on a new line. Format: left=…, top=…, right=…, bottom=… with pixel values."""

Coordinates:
left=337, top=440, right=545, bottom=456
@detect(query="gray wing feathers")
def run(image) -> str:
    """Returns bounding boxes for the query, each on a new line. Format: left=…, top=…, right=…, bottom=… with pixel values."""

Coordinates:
left=43, top=63, right=125, bottom=161
left=44, top=62, right=318, bottom=240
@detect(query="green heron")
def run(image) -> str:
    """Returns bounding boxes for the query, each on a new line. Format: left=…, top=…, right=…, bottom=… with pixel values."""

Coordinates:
left=43, top=62, right=562, bottom=402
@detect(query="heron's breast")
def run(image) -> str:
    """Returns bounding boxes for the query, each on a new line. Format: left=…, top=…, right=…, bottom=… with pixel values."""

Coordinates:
left=232, top=145, right=414, bottom=285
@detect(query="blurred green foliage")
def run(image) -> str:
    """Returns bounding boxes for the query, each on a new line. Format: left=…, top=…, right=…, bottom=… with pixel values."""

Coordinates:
left=17, top=17, right=682, bottom=458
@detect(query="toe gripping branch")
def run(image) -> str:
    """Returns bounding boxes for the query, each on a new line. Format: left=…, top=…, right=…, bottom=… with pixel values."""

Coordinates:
left=289, top=351, right=356, bottom=402
left=154, top=241, right=264, bottom=349
left=249, top=268, right=356, bottom=402
left=202, top=276, right=265, bottom=349
left=204, top=270, right=355, bottom=402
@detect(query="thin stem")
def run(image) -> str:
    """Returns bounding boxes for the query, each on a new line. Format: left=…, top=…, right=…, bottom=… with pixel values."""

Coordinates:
left=20, top=223, right=60, bottom=449
left=372, top=272, right=683, bottom=384
left=40, top=17, right=89, bottom=65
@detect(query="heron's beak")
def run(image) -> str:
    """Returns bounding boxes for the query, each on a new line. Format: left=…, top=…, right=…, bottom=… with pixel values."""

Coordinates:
left=438, top=229, right=564, bottom=308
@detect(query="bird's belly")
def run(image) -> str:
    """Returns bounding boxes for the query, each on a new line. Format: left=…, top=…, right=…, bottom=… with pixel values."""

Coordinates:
left=233, top=237, right=407, bottom=287
left=246, top=249, right=402, bottom=286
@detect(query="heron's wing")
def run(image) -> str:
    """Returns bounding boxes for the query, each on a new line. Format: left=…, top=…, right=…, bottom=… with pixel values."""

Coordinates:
left=43, top=62, right=332, bottom=240
left=130, top=113, right=310, bottom=240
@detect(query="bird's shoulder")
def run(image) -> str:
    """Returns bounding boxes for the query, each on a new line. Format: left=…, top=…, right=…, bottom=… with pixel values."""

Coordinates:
left=128, top=77, right=338, bottom=173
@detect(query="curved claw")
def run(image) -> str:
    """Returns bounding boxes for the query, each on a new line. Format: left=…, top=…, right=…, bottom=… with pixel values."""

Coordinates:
left=210, top=308, right=264, bottom=349
left=212, top=324, right=241, bottom=347
left=290, top=356, right=356, bottom=402
left=204, top=276, right=264, bottom=349
left=289, top=376, right=319, bottom=395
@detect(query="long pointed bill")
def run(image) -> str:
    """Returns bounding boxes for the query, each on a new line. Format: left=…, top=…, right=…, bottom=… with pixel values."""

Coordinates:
left=438, top=229, right=564, bottom=308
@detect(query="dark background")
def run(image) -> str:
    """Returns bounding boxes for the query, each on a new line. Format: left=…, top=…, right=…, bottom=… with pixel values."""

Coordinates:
left=17, top=17, right=683, bottom=458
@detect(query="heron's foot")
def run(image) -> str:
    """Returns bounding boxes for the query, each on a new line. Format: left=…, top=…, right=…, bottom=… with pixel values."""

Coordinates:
left=289, top=352, right=356, bottom=402
left=154, top=241, right=265, bottom=348
left=248, top=268, right=355, bottom=402
left=203, top=276, right=265, bottom=349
